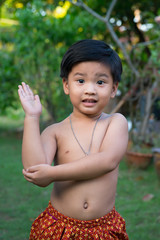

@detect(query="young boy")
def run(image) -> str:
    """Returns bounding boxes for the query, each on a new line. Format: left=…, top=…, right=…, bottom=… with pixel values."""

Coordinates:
left=18, top=39, right=129, bottom=239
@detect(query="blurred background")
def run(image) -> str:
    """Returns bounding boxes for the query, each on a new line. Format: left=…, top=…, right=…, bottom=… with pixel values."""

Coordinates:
left=0, top=0, right=160, bottom=239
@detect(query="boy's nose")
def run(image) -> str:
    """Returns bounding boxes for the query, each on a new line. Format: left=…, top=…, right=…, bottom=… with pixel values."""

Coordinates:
left=84, top=83, right=96, bottom=95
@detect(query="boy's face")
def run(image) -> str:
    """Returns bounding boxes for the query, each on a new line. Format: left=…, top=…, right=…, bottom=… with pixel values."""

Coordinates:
left=63, top=61, right=118, bottom=117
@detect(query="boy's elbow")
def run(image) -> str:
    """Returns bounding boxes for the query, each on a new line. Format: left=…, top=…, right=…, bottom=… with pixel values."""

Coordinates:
left=22, top=158, right=47, bottom=170
left=103, top=155, right=120, bottom=173
left=110, top=159, right=119, bottom=171
left=105, top=161, right=118, bottom=173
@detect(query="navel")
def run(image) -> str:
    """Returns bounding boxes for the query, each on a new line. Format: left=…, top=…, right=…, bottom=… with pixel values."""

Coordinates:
left=83, top=201, right=88, bottom=209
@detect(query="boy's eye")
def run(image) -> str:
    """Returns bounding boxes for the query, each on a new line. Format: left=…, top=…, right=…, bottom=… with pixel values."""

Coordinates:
left=97, top=80, right=104, bottom=85
left=77, top=79, right=85, bottom=84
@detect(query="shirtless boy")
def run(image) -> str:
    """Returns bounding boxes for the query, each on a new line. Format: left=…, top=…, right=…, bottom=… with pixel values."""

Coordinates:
left=18, top=39, right=129, bottom=239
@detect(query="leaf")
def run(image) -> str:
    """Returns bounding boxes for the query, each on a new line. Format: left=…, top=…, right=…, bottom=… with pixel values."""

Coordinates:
left=142, top=194, right=154, bottom=201
left=135, top=176, right=144, bottom=181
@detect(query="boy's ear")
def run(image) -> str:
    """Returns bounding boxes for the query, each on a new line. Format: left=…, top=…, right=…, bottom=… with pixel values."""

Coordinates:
left=63, top=78, right=69, bottom=95
left=111, top=82, right=119, bottom=98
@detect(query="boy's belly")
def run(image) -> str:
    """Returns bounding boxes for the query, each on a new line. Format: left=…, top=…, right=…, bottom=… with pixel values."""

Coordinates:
left=50, top=169, right=118, bottom=220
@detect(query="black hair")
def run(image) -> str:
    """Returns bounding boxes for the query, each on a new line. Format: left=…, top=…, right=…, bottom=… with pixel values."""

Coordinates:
left=60, top=39, right=122, bottom=83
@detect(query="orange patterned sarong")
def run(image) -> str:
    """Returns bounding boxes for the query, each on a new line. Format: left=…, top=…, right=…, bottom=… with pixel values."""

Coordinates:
left=29, top=201, right=129, bottom=240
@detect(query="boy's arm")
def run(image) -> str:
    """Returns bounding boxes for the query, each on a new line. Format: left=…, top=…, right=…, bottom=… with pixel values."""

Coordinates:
left=18, top=82, right=56, bottom=169
left=23, top=114, right=128, bottom=186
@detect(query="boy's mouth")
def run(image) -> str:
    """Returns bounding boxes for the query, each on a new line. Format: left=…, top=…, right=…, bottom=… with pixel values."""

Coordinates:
left=82, top=99, right=97, bottom=107
left=82, top=99, right=97, bottom=103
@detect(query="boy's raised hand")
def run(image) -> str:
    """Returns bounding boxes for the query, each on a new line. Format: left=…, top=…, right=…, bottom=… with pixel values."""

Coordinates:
left=18, top=82, right=42, bottom=118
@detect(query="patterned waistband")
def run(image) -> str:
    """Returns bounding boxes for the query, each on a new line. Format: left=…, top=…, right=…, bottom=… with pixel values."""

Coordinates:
left=46, top=201, right=116, bottom=228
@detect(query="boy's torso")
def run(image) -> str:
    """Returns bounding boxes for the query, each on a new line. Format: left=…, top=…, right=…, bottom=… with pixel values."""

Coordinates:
left=50, top=113, right=119, bottom=220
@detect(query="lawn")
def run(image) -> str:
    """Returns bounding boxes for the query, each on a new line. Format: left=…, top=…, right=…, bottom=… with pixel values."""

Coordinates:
left=0, top=132, right=160, bottom=240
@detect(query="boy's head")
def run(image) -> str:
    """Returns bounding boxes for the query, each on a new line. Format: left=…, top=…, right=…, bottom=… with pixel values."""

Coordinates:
left=60, top=39, right=122, bottom=83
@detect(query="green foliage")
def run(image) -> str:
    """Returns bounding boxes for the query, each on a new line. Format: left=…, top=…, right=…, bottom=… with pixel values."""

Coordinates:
left=11, top=0, right=106, bottom=120
left=0, top=49, right=20, bottom=113
left=0, top=0, right=160, bottom=121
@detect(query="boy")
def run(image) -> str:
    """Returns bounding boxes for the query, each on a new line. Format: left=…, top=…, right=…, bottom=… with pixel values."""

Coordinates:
left=18, top=39, right=129, bottom=239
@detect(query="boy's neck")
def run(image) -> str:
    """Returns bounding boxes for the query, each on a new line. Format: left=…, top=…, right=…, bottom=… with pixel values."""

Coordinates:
left=71, top=111, right=103, bottom=122
left=69, top=114, right=102, bottom=155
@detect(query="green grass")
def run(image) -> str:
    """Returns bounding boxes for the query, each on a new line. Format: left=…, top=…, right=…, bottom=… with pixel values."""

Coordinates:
left=0, top=134, right=53, bottom=240
left=0, top=133, right=160, bottom=239
left=116, top=161, right=160, bottom=239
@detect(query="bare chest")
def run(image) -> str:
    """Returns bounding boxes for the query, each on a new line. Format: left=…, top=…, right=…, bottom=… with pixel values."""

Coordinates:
left=55, top=121, right=108, bottom=164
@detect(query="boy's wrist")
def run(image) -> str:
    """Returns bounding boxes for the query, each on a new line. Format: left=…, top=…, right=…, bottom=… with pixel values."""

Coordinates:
left=24, top=114, right=40, bottom=120
left=49, top=165, right=55, bottom=183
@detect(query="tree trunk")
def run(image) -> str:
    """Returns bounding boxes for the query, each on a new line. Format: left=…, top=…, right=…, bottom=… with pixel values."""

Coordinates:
left=139, top=89, right=152, bottom=139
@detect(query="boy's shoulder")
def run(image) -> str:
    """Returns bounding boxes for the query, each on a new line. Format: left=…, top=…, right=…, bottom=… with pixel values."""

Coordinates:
left=42, top=113, right=127, bottom=136
left=100, top=113, right=128, bottom=151
left=110, top=112, right=127, bottom=121
left=42, top=116, right=69, bottom=134
left=101, top=112, right=128, bottom=136
left=108, top=113, right=128, bottom=129
left=102, top=112, right=127, bottom=124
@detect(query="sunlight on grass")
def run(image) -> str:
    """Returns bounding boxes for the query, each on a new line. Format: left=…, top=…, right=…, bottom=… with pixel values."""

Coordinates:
left=0, top=18, right=19, bottom=26
left=0, top=107, right=50, bottom=132
left=0, top=116, right=24, bottom=130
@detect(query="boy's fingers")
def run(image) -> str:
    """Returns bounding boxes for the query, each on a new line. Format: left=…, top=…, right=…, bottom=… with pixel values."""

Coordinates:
left=23, top=169, right=29, bottom=176
left=18, top=86, right=26, bottom=98
left=23, top=175, right=34, bottom=183
left=22, top=170, right=36, bottom=183
left=22, top=82, right=29, bottom=94
left=18, top=83, right=35, bottom=102
left=25, top=165, right=39, bottom=173
left=19, top=83, right=35, bottom=101
left=18, top=88, right=21, bottom=97
left=21, top=82, right=32, bottom=96
left=27, top=85, right=34, bottom=96
left=35, top=95, right=41, bottom=105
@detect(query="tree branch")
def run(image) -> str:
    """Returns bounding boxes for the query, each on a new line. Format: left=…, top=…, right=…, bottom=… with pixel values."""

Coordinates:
left=68, top=0, right=106, bottom=23
left=139, top=77, right=159, bottom=138
left=69, top=0, right=140, bottom=78
left=131, top=36, right=160, bottom=51
left=105, top=21, right=140, bottom=78
left=110, top=77, right=141, bottom=114
left=105, top=0, right=117, bottom=22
